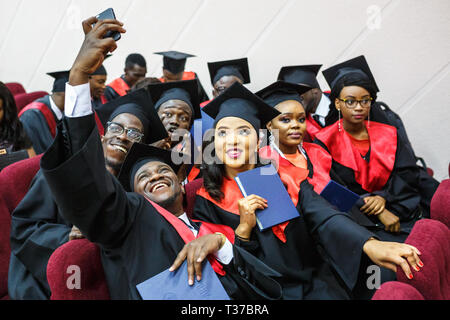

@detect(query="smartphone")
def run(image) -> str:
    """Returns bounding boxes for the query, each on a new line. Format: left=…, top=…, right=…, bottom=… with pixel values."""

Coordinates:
left=95, top=8, right=121, bottom=41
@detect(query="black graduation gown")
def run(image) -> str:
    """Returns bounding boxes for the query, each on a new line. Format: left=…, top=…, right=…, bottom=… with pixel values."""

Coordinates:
left=314, top=120, right=423, bottom=240
left=19, top=95, right=58, bottom=154
left=372, top=101, right=439, bottom=216
left=41, top=114, right=283, bottom=300
left=8, top=170, right=72, bottom=300
left=193, top=177, right=377, bottom=300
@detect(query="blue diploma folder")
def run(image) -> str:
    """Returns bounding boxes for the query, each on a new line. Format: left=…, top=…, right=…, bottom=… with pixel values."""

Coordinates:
left=136, top=260, right=230, bottom=300
left=234, top=164, right=300, bottom=231
left=319, top=180, right=360, bottom=212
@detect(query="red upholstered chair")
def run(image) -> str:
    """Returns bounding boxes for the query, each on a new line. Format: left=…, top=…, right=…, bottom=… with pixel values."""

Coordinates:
left=430, top=179, right=450, bottom=229
left=372, top=281, right=424, bottom=300
left=0, top=155, right=42, bottom=299
left=5, top=82, right=26, bottom=96
left=47, top=239, right=110, bottom=300
left=14, top=91, right=48, bottom=113
left=184, top=178, right=203, bottom=218
left=396, top=219, right=450, bottom=300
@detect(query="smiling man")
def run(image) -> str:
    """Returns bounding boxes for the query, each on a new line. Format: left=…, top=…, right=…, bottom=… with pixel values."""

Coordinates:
left=8, top=86, right=166, bottom=300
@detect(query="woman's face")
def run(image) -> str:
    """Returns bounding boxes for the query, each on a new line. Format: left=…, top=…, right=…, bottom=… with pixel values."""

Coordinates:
left=267, top=100, right=306, bottom=153
left=335, top=86, right=371, bottom=125
left=214, top=117, right=259, bottom=170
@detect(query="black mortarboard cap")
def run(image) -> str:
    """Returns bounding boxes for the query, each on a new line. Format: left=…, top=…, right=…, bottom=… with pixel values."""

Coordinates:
left=95, top=88, right=167, bottom=144
left=207, top=58, right=250, bottom=85
left=154, top=51, right=195, bottom=74
left=147, top=79, right=201, bottom=120
left=277, top=64, right=322, bottom=89
left=47, top=70, right=70, bottom=93
left=322, top=55, right=379, bottom=92
left=255, top=80, right=311, bottom=108
left=117, top=143, right=183, bottom=192
left=202, top=82, right=280, bottom=132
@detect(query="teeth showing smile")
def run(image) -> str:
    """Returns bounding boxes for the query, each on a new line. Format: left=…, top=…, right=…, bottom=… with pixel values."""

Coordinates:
left=113, top=145, right=128, bottom=154
left=150, top=182, right=169, bottom=192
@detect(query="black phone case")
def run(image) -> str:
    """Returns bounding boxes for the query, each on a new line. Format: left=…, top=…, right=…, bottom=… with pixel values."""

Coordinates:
left=95, top=8, right=121, bottom=41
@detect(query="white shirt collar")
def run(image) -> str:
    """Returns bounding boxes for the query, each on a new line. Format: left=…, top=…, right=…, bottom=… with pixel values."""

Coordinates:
left=312, top=93, right=331, bottom=126
left=178, top=212, right=197, bottom=235
left=49, top=95, right=63, bottom=120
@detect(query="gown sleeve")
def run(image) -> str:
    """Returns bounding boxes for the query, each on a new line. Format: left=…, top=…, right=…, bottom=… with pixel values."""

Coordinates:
left=298, top=180, right=376, bottom=291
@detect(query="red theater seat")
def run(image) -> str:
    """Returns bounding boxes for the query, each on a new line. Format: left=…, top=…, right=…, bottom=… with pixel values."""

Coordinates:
left=0, top=155, right=42, bottom=299
left=184, top=178, right=203, bottom=218
left=47, top=239, right=110, bottom=300
left=14, top=91, right=48, bottom=113
left=5, top=82, right=26, bottom=96
left=396, top=219, right=450, bottom=300
left=372, top=281, right=424, bottom=300
left=430, top=179, right=450, bottom=229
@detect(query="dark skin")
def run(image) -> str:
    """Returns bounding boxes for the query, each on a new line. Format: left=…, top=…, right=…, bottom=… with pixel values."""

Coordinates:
left=51, top=92, right=65, bottom=112
left=336, top=85, right=400, bottom=233
left=124, top=64, right=147, bottom=88
left=157, top=100, right=193, bottom=148
left=69, top=112, right=144, bottom=241
left=133, top=160, right=226, bottom=285
left=162, top=69, right=184, bottom=82
left=266, top=100, right=307, bottom=155
left=212, top=75, right=243, bottom=98
left=300, top=87, right=322, bottom=115
left=88, top=74, right=107, bottom=99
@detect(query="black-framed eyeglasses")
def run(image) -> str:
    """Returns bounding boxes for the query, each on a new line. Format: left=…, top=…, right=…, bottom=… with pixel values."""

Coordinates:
left=338, top=97, right=373, bottom=109
left=105, top=121, right=144, bottom=142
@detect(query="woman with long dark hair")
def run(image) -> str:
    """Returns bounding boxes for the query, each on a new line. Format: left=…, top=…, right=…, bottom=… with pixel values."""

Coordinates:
left=0, top=82, right=35, bottom=158
left=315, top=56, right=426, bottom=241
left=193, top=82, right=424, bottom=300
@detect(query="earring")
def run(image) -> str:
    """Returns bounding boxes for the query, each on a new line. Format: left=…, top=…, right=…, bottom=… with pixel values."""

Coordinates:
left=338, top=109, right=342, bottom=132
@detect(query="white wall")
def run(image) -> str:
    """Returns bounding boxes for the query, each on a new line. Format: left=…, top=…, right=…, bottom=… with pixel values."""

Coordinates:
left=1, top=0, right=449, bottom=180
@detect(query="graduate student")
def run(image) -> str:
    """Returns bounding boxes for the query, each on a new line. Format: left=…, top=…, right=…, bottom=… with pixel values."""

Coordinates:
left=147, top=79, right=201, bottom=151
left=104, top=53, right=147, bottom=101
left=41, top=17, right=283, bottom=300
left=89, top=64, right=108, bottom=110
left=18, top=70, right=69, bottom=154
left=155, top=51, right=209, bottom=102
left=201, top=57, right=251, bottom=107
left=193, top=81, right=424, bottom=299
left=255, top=80, right=332, bottom=195
left=322, top=56, right=439, bottom=218
left=8, top=87, right=167, bottom=300
left=315, top=55, right=426, bottom=238
left=277, top=64, right=329, bottom=141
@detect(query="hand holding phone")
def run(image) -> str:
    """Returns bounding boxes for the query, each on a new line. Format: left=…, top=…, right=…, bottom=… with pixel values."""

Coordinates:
left=94, top=8, right=121, bottom=41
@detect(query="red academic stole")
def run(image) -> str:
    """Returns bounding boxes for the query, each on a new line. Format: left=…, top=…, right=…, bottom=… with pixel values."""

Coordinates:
left=146, top=198, right=235, bottom=276
left=18, top=101, right=57, bottom=137
left=200, top=100, right=211, bottom=108
left=259, top=144, right=330, bottom=195
left=159, top=71, right=197, bottom=83
left=196, top=175, right=301, bottom=243
left=107, top=77, right=130, bottom=97
left=187, top=166, right=201, bottom=182
left=316, top=120, right=397, bottom=192
left=305, top=115, right=323, bottom=142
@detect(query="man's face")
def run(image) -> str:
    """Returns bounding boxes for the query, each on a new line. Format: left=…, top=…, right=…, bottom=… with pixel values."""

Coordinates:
left=162, top=69, right=184, bottom=82
left=101, top=113, right=144, bottom=174
left=157, top=100, right=193, bottom=146
left=213, top=75, right=243, bottom=98
left=300, top=87, right=321, bottom=114
left=89, top=75, right=107, bottom=99
left=125, top=64, right=147, bottom=87
left=133, top=161, right=183, bottom=210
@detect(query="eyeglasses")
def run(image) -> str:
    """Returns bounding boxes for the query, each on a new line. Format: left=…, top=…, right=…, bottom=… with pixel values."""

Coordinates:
left=337, top=97, right=373, bottom=109
left=105, top=121, right=144, bottom=142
